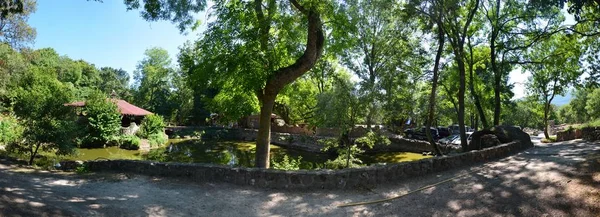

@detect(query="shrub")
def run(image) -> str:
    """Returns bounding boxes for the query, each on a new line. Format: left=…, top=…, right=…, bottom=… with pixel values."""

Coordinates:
left=138, top=114, right=165, bottom=138
left=11, top=70, right=82, bottom=165
left=147, top=133, right=167, bottom=147
left=82, top=92, right=122, bottom=147
left=119, top=135, right=141, bottom=150
left=75, top=163, right=90, bottom=174
left=0, top=114, right=24, bottom=146
left=271, top=155, right=302, bottom=170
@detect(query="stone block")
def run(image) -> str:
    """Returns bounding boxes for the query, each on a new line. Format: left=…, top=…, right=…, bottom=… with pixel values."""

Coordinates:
left=334, top=170, right=349, bottom=189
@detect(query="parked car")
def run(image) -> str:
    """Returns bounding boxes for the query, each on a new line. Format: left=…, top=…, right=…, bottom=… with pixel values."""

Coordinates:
left=404, top=127, right=440, bottom=141
left=438, top=134, right=459, bottom=145
left=448, top=125, right=472, bottom=134
left=451, top=132, right=473, bottom=145
left=437, top=127, right=450, bottom=138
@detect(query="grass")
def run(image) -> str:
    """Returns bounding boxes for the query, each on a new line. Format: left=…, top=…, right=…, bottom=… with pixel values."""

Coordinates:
left=541, top=136, right=557, bottom=143
left=0, top=149, right=69, bottom=169
left=581, top=119, right=600, bottom=128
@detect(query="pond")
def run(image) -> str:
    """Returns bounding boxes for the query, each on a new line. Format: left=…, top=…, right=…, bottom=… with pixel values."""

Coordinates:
left=69, top=139, right=431, bottom=170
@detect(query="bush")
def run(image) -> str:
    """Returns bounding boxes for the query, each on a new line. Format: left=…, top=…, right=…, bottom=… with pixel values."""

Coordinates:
left=0, top=114, right=24, bottom=146
left=119, top=135, right=141, bottom=150
left=138, top=114, right=165, bottom=138
left=271, top=155, right=302, bottom=170
left=147, top=133, right=167, bottom=147
left=83, top=92, right=122, bottom=147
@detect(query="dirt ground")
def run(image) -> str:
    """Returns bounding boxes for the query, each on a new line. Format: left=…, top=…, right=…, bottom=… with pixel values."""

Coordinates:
left=1, top=139, right=599, bottom=217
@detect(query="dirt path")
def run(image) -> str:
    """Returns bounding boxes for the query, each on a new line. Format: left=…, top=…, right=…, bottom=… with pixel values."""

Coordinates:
left=1, top=139, right=599, bottom=217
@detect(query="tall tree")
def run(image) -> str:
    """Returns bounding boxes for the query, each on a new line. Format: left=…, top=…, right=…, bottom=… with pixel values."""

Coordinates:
left=441, top=0, right=481, bottom=150
left=151, top=0, right=327, bottom=168
left=98, top=67, right=131, bottom=99
left=525, top=33, right=583, bottom=139
left=133, top=47, right=175, bottom=117
left=482, top=0, right=563, bottom=126
left=0, top=0, right=36, bottom=49
left=340, top=0, right=418, bottom=129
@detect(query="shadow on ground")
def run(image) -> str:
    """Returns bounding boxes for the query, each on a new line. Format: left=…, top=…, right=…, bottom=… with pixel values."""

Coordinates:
left=0, top=140, right=598, bottom=217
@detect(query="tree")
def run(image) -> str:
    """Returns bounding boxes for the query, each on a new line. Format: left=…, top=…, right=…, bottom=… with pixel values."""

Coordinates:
left=0, top=0, right=36, bottom=49
left=82, top=91, right=122, bottom=147
left=339, top=0, right=419, bottom=129
left=0, top=43, right=27, bottom=110
left=440, top=0, right=481, bottom=150
left=481, top=0, right=564, bottom=126
left=525, top=33, right=583, bottom=139
left=154, top=0, right=326, bottom=168
left=585, top=88, right=600, bottom=120
left=98, top=67, right=131, bottom=99
left=11, top=66, right=80, bottom=165
left=133, top=47, right=176, bottom=118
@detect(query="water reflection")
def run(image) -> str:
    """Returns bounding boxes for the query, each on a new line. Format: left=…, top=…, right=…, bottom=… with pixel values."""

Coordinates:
left=71, top=139, right=431, bottom=170
left=150, top=139, right=330, bottom=169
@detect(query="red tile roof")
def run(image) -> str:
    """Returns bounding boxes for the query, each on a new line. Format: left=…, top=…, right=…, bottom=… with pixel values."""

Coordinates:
left=64, top=99, right=153, bottom=116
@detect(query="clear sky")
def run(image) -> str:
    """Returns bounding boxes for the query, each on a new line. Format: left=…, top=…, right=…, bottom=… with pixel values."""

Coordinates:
left=29, top=0, right=203, bottom=78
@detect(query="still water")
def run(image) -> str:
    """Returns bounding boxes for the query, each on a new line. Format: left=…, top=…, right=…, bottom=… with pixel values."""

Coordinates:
left=70, top=139, right=431, bottom=170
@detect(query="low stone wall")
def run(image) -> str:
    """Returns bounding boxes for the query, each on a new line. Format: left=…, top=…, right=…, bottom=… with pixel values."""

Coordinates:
left=582, top=127, right=600, bottom=141
left=557, top=129, right=583, bottom=141
left=272, top=125, right=314, bottom=136
left=61, top=140, right=530, bottom=189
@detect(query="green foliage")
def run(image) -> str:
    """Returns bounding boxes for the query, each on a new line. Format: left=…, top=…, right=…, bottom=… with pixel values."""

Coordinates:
left=313, top=71, right=364, bottom=130
left=147, top=133, right=167, bottom=147
left=354, top=131, right=391, bottom=148
left=98, top=67, right=131, bottom=100
left=323, top=143, right=365, bottom=169
left=138, top=114, right=166, bottom=138
left=585, top=88, right=600, bottom=120
left=11, top=67, right=81, bottom=164
left=0, top=0, right=36, bottom=49
left=75, top=163, right=90, bottom=174
left=82, top=91, right=122, bottom=147
left=124, top=0, right=207, bottom=32
left=270, top=155, right=302, bottom=170
left=541, top=136, right=557, bottom=143
left=0, top=114, right=23, bottom=145
left=118, top=135, right=141, bottom=150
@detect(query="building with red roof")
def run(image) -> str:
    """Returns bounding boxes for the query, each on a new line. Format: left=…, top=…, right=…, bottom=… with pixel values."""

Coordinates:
left=64, top=99, right=153, bottom=127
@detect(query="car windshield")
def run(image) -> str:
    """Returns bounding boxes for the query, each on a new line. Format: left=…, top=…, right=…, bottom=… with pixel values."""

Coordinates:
left=440, top=135, right=459, bottom=142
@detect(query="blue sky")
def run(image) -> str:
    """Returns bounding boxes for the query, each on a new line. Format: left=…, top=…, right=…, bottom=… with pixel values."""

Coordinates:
left=29, top=0, right=204, bottom=78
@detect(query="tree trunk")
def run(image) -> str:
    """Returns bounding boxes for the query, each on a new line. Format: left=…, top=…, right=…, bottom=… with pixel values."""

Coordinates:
left=491, top=0, right=501, bottom=126
left=253, top=0, right=325, bottom=168
left=255, top=95, right=276, bottom=168
left=29, top=143, right=41, bottom=165
left=543, top=104, right=550, bottom=139
left=468, top=38, right=489, bottom=129
left=457, top=53, right=468, bottom=151
left=425, top=25, right=445, bottom=156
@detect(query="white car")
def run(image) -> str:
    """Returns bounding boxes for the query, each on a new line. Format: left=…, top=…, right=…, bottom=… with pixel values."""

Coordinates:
left=451, top=132, right=473, bottom=145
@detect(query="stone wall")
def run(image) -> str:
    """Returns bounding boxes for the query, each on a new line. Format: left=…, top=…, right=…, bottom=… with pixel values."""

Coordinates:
left=272, top=125, right=315, bottom=136
left=582, top=127, right=600, bottom=141
left=556, top=129, right=583, bottom=141
left=60, top=140, right=530, bottom=189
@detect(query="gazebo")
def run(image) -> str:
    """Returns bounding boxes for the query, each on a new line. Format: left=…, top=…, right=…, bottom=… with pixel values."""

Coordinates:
left=64, top=99, right=153, bottom=127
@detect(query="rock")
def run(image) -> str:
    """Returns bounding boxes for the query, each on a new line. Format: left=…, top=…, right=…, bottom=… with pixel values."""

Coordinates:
left=470, top=126, right=532, bottom=151
left=480, top=134, right=500, bottom=149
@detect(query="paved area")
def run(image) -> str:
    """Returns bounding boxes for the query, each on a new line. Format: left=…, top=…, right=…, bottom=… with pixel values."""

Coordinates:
left=1, top=139, right=599, bottom=217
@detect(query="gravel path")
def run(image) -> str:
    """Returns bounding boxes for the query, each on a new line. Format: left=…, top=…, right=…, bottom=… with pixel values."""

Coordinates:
left=1, top=139, right=599, bottom=217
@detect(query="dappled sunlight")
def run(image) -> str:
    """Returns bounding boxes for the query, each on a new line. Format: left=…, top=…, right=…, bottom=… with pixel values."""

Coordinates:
left=0, top=140, right=597, bottom=216
left=145, top=205, right=167, bottom=217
